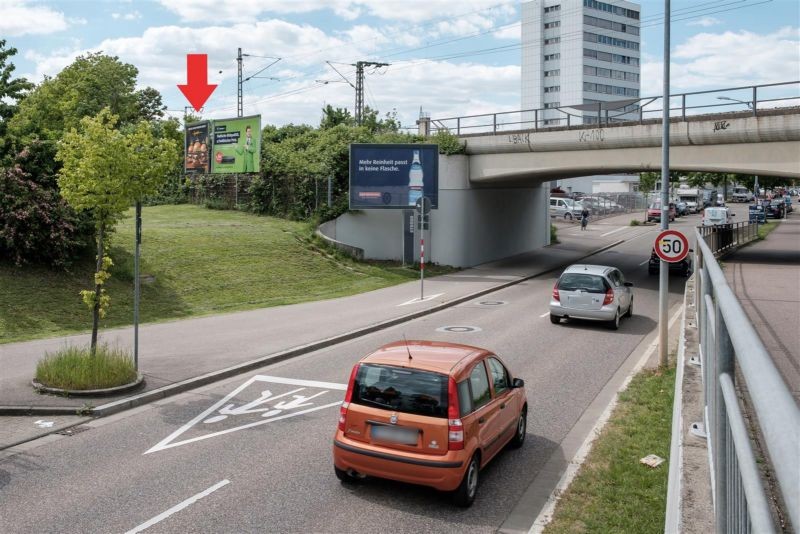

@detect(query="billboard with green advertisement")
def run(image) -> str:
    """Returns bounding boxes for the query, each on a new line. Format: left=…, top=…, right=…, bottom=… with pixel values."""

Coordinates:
left=211, top=115, right=261, bottom=174
left=184, top=115, right=261, bottom=174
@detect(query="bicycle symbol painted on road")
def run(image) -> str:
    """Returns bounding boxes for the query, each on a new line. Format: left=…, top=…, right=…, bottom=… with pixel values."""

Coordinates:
left=145, top=375, right=346, bottom=454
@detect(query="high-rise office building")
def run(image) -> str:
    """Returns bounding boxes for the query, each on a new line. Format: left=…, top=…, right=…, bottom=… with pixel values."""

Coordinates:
left=521, top=0, right=641, bottom=126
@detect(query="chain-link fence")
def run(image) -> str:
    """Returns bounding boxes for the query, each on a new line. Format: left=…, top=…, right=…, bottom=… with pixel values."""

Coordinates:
left=187, top=174, right=254, bottom=210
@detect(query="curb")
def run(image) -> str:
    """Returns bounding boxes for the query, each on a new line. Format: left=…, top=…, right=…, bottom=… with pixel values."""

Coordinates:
left=0, top=238, right=625, bottom=422
left=31, top=374, right=145, bottom=397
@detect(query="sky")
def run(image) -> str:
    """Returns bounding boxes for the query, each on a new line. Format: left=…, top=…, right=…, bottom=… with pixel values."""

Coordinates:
left=3, top=0, right=799, bottom=129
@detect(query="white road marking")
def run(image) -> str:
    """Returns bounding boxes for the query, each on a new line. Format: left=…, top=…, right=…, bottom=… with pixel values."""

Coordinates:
left=145, top=375, right=346, bottom=454
left=639, top=259, right=650, bottom=266
left=539, top=312, right=550, bottom=318
left=601, top=227, right=626, bottom=237
left=398, top=293, right=444, bottom=306
left=125, top=479, right=230, bottom=534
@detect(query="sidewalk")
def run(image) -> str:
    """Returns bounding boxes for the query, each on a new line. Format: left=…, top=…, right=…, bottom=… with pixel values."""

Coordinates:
left=723, top=216, right=800, bottom=402
left=0, top=216, right=649, bottom=448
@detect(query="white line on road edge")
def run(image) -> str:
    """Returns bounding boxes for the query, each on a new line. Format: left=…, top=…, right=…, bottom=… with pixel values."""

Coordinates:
left=601, top=227, right=626, bottom=237
left=539, top=312, right=550, bottom=318
left=528, top=306, right=683, bottom=534
left=397, top=293, right=444, bottom=306
left=639, top=259, right=650, bottom=266
left=125, top=479, right=230, bottom=534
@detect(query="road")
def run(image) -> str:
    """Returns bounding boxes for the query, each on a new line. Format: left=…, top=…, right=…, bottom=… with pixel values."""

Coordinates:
left=0, top=213, right=699, bottom=533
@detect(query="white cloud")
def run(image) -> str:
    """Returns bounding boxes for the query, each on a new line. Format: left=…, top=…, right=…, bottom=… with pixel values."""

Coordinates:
left=493, top=21, right=520, bottom=40
left=157, top=0, right=516, bottom=24
left=641, top=27, right=800, bottom=95
left=687, top=16, right=721, bottom=27
left=112, top=11, right=143, bottom=21
left=0, top=0, right=70, bottom=36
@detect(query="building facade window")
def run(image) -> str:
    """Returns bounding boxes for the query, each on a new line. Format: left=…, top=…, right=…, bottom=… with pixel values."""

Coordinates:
left=544, top=53, right=561, bottom=61
left=583, top=48, right=640, bottom=66
left=583, top=65, right=639, bottom=82
left=544, top=4, right=561, bottom=13
left=583, top=0, right=639, bottom=20
left=544, top=102, right=560, bottom=109
left=543, top=119, right=562, bottom=125
left=544, top=85, right=560, bottom=93
left=584, top=15, right=640, bottom=35
left=584, top=32, right=639, bottom=50
left=583, top=82, right=639, bottom=97
left=544, top=37, right=561, bottom=44
left=544, top=69, right=560, bottom=77
left=544, top=21, right=561, bottom=29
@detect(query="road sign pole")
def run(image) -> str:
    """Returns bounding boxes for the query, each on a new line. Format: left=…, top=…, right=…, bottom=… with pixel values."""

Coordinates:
left=420, top=235, right=425, bottom=300
left=134, top=201, right=141, bottom=372
left=658, top=0, right=671, bottom=368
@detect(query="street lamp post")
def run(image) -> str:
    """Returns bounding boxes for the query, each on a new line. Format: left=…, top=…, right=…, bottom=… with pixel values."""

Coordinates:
left=716, top=96, right=753, bottom=109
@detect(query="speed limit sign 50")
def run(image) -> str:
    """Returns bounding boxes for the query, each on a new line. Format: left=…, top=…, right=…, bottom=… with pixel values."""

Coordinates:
left=654, top=230, right=689, bottom=263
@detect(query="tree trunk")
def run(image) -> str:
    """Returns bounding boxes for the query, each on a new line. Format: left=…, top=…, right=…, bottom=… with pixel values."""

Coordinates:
left=90, top=223, right=105, bottom=356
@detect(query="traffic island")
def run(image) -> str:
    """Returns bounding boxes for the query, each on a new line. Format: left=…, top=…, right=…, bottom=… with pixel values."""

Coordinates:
left=33, top=344, right=143, bottom=397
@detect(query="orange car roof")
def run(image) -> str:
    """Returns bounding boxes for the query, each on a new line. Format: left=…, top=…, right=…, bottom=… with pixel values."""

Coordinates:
left=361, top=340, right=489, bottom=374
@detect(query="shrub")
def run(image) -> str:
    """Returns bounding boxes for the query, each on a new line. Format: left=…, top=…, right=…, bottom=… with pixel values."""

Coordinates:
left=0, top=158, right=91, bottom=268
left=630, top=219, right=641, bottom=226
left=36, top=344, right=137, bottom=390
left=551, top=223, right=559, bottom=243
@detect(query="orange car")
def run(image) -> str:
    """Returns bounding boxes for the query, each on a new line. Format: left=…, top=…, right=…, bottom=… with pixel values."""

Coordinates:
left=332, top=340, right=527, bottom=507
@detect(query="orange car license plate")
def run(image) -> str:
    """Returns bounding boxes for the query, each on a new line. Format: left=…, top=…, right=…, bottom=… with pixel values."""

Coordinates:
left=371, top=425, right=418, bottom=445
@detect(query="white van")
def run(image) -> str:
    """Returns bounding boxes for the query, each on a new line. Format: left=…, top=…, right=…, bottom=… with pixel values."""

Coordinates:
left=702, top=207, right=733, bottom=226
left=549, top=197, right=584, bottom=220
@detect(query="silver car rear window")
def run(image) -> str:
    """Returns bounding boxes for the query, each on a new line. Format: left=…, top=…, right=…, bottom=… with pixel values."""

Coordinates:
left=557, top=273, right=609, bottom=293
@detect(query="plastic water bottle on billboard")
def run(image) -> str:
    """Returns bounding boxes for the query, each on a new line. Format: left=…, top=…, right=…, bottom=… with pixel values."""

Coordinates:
left=408, top=150, right=424, bottom=206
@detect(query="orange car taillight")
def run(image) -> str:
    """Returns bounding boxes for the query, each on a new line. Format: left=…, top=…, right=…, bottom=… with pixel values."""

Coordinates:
left=447, top=377, right=464, bottom=450
left=603, top=287, right=614, bottom=305
left=338, top=363, right=360, bottom=432
left=552, top=285, right=560, bottom=301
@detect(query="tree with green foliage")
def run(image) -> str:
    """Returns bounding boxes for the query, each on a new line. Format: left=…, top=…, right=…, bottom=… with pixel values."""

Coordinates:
left=320, top=105, right=353, bottom=129
left=0, top=40, right=34, bottom=161
left=56, top=108, right=178, bottom=354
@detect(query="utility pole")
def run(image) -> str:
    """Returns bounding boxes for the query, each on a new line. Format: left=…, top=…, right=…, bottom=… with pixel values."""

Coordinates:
left=237, top=48, right=243, bottom=117
left=658, top=0, right=671, bottom=369
left=354, top=61, right=389, bottom=125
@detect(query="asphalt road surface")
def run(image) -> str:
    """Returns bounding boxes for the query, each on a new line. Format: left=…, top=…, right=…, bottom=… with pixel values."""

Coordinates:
left=0, top=214, right=698, bottom=534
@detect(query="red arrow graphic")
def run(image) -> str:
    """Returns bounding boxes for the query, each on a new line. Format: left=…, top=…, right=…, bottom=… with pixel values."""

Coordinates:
left=177, top=54, right=218, bottom=112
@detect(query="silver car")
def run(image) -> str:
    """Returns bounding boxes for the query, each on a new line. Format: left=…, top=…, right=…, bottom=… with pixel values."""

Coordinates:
left=549, top=264, right=634, bottom=330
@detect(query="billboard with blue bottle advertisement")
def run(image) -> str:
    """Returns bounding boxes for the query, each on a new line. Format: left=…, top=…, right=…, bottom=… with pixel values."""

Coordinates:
left=349, top=144, right=438, bottom=209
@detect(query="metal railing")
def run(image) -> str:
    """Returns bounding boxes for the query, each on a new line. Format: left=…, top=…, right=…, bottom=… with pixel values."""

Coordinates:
left=690, top=226, right=800, bottom=532
left=430, top=80, right=800, bottom=136
left=696, top=221, right=759, bottom=256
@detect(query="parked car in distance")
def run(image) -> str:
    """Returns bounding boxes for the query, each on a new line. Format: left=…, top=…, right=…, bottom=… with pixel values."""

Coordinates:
left=648, top=247, right=692, bottom=277
left=647, top=200, right=676, bottom=222
left=581, top=196, right=624, bottom=213
left=716, top=193, right=725, bottom=206
left=702, top=207, right=734, bottom=226
left=333, top=341, right=528, bottom=507
left=550, top=264, right=633, bottom=330
left=748, top=204, right=766, bottom=223
left=731, top=187, right=754, bottom=202
left=674, top=201, right=689, bottom=217
left=549, top=197, right=583, bottom=220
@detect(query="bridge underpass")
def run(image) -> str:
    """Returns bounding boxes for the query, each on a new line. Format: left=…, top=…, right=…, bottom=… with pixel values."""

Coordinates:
left=322, top=85, right=800, bottom=267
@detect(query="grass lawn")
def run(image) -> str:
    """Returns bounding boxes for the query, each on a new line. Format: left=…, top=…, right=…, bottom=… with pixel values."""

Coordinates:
left=1, top=205, right=454, bottom=343
left=544, top=365, right=676, bottom=534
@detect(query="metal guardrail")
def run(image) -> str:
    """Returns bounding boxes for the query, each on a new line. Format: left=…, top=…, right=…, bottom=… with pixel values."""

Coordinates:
left=696, top=221, right=758, bottom=256
left=430, top=80, right=800, bottom=136
left=689, top=224, right=800, bottom=532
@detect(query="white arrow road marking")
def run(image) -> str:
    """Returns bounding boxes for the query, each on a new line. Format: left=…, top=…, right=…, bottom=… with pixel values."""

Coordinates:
left=539, top=312, right=550, bottom=318
left=125, top=479, right=230, bottom=533
left=398, top=293, right=444, bottom=306
left=145, top=375, right=346, bottom=454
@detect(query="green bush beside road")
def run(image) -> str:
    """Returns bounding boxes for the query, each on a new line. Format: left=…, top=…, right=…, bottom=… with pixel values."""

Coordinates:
left=544, top=365, right=675, bottom=533
left=1, top=205, right=455, bottom=343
